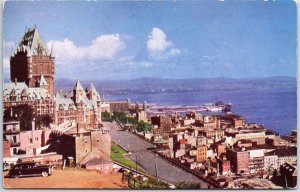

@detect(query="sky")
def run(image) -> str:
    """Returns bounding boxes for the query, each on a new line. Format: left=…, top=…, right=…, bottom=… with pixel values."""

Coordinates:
left=3, top=0, right=297, bottom=80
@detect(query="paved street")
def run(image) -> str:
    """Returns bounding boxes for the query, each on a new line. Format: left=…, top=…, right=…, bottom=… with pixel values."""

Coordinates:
left=104, top=121, right=208, bottom=187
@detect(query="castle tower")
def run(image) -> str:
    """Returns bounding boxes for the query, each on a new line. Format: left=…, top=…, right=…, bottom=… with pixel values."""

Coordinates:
left=10, top=26, right=55, bottom=96
left=73, top=80, right=85, bottom=103
left=86, top=83, right=101, bottom=101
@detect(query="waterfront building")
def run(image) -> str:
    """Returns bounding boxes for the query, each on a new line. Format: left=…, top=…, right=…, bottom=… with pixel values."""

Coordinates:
left=198, top=128, right=224, bottom=139
left=225, top=128, right=266, bottom=145
left=107, top=99, right=130, bottom=113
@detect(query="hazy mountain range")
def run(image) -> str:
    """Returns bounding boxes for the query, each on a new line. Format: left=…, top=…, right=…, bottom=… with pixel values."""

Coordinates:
left=54, top=76, right=296, bottom=95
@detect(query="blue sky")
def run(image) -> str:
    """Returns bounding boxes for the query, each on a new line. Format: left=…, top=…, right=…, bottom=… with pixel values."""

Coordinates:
left=3, top=1, right=297, bottom=80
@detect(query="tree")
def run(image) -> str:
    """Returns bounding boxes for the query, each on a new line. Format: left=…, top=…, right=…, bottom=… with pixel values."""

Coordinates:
left=175, top=181, right=201, bottom=189
left=4, top=104, right=34, bottom=131
left=136, top=121, right=152, bottom=132
left=101, top=111, right=112, bottom=122
left=36, top=114, right=53, bottom=128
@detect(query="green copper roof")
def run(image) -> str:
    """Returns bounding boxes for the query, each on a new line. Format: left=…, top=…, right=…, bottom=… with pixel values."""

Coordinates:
left=12, top=27, right=51, bottom=57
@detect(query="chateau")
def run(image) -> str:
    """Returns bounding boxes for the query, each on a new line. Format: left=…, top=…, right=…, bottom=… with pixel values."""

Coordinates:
left=10, top=27, right=55, bottom=96
left=4, top=26, right=106, bottom=128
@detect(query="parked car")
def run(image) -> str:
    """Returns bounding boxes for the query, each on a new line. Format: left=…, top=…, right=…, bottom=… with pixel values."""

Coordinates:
left=8, top=162, right=53, bottom=178
left=3, top=162, right=10, bottom=171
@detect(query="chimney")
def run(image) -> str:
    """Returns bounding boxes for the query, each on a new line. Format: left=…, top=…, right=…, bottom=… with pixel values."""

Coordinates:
left=32, top=118, right=35, bottom=131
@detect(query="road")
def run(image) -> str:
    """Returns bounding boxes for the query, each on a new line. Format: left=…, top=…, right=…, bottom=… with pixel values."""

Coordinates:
left=104, top=121, right=209, bottom=187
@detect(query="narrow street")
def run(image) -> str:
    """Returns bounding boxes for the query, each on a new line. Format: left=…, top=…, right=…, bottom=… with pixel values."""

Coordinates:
left=104, top=121, right=209, bottom=187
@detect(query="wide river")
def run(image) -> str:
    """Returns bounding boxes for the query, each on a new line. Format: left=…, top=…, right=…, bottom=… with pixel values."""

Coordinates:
left=105, top=88, right=297, bottom=135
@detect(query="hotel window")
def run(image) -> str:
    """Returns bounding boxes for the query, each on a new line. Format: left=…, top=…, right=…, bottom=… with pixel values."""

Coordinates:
left=30, top=138, right=33, bottom=143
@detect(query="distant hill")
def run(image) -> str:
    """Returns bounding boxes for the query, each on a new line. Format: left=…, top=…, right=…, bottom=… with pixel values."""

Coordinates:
left=55, top=76, right=296, bottom=95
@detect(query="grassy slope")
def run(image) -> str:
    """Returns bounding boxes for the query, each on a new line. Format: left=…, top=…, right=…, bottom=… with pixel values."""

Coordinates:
left=111, top=142, right=146, bottom=174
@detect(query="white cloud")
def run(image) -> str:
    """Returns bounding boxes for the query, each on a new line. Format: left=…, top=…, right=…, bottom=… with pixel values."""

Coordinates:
left=147, top=28, right=181, bottom=60
left=47, top=34, right=125, bottom=63
left=3, top=41, right=15, bottom=80
left=147, top=28, right=172, bottom=52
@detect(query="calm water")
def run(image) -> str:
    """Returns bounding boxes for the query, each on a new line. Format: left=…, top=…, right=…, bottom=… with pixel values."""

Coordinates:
left=105, top=88, right=297, bottom=135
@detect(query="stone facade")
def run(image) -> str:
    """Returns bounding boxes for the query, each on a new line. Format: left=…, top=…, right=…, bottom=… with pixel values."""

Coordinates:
left=3, top=82, right=54, bottom=117
left=54, top=81, right=103, bottom=129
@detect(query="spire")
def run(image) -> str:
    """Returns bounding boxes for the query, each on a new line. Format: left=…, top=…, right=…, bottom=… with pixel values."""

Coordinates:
left=14, top=26, right=49, bottom=57
left=55, top=91, right=60, bottom=100
left=49, top=42, right=54, bottom=57
left=39, top=74, right=47, bottom=86
left=74, top=80, right=84, bottom=91
left=87, top=82, right=101, bottom=101
left=88, top=82, right=97, bottom=93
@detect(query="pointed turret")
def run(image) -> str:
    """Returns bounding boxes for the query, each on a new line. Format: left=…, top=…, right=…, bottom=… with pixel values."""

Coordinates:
left=86, top=82, right=101, bottom=101
left=73, top=80, right=86, bottom=103
left=55, top=91, right=60, bottom=100
left=39, top=74, right=48, bottom=87
left=49, top=42, right=54, bottom=57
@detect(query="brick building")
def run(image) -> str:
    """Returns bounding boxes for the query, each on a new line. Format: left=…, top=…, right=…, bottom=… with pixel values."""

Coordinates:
left=151, top=115, right=172, bottom=134
left=218, top=156, right=231, bottom=175
left=10, top=27, right=55, bottom=96
left=226, top=147, right=249, bottom=174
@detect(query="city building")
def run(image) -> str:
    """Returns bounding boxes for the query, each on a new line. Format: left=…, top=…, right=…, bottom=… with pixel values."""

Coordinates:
left=196, top=145, right=207, bottom=162
left=48, top=127, right=111, bottom=165
left=279, top=163, right=297, bottom=188
left=218, top=156, right=231, bottom=175
left=82, top=157, right=113, bottom=173
left=266, top=147, right=297, bottom=167
left=226, top=147, right=249, bottom=174
left=225, top=128, right=266, bottom=145
left=19, top=122, right=51, bottom=154
left=198, top=128, right=224, bottom=139
left=264, top=154, right=278, bottom=171
left=248, top=148, right=265, bottom=174
left=3, top=121, right=21, bottom=156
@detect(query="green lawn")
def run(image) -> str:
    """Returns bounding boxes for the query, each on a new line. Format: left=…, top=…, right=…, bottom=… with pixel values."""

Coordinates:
left=111, top=142, right=146, bottom=174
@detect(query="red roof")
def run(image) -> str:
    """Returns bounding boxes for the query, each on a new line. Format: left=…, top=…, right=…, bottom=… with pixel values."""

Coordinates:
left=179, top=139, right=187, bottom=144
